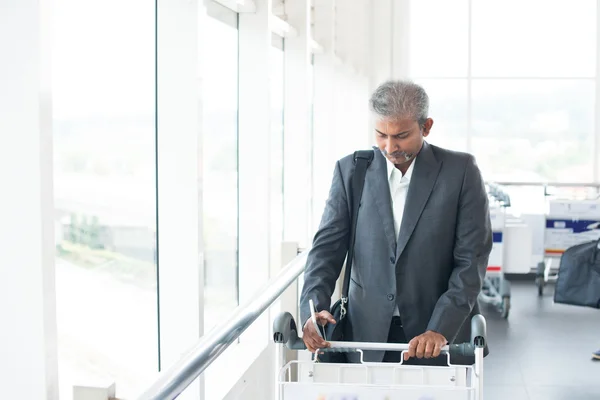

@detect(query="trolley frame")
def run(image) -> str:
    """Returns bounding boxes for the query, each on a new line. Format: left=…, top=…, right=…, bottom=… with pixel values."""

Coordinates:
left=478, top=197, right=511, bottom=318
left=273, top=313, right=487, bottom=400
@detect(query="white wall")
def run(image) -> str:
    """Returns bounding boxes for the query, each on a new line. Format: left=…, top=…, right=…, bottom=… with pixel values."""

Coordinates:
left=222, top=346, right=275, bottom=400
left=282, top=0, right=311, bottom=249
left=367, top=0, right=410, bottom=115
left=0, top=1, right=59, bottom=399
left=309, top=0, right=372, bottom=238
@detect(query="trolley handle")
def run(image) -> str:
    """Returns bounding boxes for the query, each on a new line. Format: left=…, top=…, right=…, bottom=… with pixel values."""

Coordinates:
left=302, top=341, right=479, bottom=359
left=273, top=312, right=486, bottom=357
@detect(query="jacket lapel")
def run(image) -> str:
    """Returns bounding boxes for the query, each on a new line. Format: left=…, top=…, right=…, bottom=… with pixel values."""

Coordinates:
left=395, top=142, right=442, bottom=259
left=368, top=148, right=397, bottom=252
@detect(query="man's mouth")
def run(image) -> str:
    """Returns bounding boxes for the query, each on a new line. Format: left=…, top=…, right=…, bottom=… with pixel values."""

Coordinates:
left=387, top=152, right=413, bottom=161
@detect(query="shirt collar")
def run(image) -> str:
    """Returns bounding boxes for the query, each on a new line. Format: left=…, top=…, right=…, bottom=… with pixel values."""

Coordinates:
left=384, top=152, right=416, bottom=181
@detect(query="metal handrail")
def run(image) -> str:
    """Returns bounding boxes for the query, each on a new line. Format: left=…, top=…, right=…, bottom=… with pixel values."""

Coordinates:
left=137, top=250, right=309, bottom=400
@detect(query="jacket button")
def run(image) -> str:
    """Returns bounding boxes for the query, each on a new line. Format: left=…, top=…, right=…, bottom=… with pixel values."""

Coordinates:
left=387, top=294, right=395, bottom=301
left=390, top=257, right=395, bottom=263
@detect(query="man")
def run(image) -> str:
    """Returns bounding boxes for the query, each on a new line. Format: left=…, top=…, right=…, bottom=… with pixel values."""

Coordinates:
left=299, top=80, right=492, bottom=364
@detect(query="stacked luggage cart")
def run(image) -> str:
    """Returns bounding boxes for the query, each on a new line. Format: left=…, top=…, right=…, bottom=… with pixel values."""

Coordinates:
left=536, top=194, right=600, bottom=295
left=479, top=183, right=511, bottom=318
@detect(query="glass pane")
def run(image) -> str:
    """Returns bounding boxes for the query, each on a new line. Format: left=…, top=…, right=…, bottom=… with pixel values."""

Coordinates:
left=471, top=0, right=597, bottom=77
left=414, top=79, right=468, bottom=152
left=270, top=38, right=285, bottom=245
left=471, top=80, right=595, bottom=182
left=52, top=0, right=157, bottom=398
left=409, top=0, right=469, bottom=77
left=202, top=14, right=239, bottom=333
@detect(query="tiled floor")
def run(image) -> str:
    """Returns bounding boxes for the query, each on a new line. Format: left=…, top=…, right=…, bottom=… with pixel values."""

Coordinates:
left=480, top=280, right=600, bottom=400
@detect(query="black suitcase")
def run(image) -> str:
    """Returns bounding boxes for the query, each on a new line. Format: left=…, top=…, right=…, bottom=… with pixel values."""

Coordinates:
left=554, top=238, right=600, bottom=309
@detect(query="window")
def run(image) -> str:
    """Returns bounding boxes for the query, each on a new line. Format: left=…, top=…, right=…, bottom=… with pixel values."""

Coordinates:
left=471, top=80, right=595, bottom=182
left=471, top=0, right=596, bottom=78
left=409, top=0, right=598, bottom=183
left=413, top=79, right=468, bottom=152
left=202, top=6, right=240, bottom=334
left=52, top=0, right=157, bottom=398
left=409, top=0, right=469, bottom=78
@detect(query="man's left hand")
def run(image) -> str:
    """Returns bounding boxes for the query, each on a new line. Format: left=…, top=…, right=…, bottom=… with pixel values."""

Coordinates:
left=404, top=330, right=447, bottom=360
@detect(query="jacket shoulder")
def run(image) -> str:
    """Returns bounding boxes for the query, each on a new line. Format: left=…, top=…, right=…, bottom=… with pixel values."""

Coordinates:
left=430, top=143, right=473, bottom=162
left=429, top=144, right=477, bottom=170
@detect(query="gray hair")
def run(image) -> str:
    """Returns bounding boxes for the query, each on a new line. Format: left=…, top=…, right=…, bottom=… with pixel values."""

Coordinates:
left=369, top=80, right=429, bottom=126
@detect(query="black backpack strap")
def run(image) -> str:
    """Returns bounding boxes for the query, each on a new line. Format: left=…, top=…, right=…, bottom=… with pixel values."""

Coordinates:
left=340, top=149, right=374, bottom=318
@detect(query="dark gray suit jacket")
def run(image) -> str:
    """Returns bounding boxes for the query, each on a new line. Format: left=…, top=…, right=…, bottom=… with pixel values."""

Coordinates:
left=300, top=141, right=492, bottom=362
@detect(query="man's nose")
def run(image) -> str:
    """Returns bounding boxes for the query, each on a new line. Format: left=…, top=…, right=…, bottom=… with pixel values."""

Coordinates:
left=385, top=140, right=395, bottom=154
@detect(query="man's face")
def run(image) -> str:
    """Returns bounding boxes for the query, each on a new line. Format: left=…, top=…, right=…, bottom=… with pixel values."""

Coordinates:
left=375, top=117, right=433, bottom=166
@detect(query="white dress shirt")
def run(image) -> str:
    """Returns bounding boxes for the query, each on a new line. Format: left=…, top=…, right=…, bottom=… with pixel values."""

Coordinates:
left=385, top=155, right=416, bottom=317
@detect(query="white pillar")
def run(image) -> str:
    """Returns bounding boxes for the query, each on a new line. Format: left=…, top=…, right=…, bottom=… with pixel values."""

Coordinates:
left=391, top=0, right=411, bottom=79
left=369, top=0, right=393, bottom=90
left=238, top=0, right=272, bottom=304
left=283, top=0, right=311, bottom=247
left=0, top=1, right=59, bottom=399
left=338, top=0, right=367, bottom=75
left=156, top=0, right=204, bottom=398
left=311, top=0, right=337, bottom=234
left=368, top=0, right=393, bottom=145
left=331, top=1, right=370, bottom=158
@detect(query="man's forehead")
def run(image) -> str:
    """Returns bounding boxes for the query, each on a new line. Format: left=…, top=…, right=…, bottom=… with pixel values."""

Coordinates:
left=375, top=117, right=418, bottom=132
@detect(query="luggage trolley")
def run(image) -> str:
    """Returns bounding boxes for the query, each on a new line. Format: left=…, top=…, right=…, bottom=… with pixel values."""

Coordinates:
left=273, top=312, right=487, bottom=400
left=479, top=183, right=511, bottom=318
left=536, top=198, right=600, bottom=295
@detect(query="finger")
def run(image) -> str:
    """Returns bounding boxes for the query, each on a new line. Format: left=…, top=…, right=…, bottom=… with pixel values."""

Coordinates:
left=406, top=339, right=417, bottom=360
left=305, top=324, right=327, bottom=350
left=424, top=340, right=435, bottom=358
left=310, top=327, right=329, bottom=349
left=309, top=325, right=328, bottom=348
left=306, top=335, right=324, bottom=353
left=303, top=337, right=315, bottom=353
left=317, top=311, right=336, bottom=325
left=316, top=316, right=334, bottom=326
left=303, top=330, right=316, bottom=352
left=416, top=339, right=427, bottom=358
left=433, top=341, right=443, bottom=358
left=310, top=335, right=327, bottom=350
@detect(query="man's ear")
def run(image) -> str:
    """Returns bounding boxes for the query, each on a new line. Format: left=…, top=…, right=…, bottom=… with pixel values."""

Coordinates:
left=422, top=118, right=434, bottom=137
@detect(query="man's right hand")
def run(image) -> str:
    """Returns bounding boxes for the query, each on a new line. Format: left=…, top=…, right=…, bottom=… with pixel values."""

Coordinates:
left=303, top=310, right=336, bottom=353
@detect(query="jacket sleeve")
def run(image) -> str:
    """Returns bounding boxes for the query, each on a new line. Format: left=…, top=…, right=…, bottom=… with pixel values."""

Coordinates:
left=426, top=155, right=492, bottom=343
left=299, top=160, right=351, bottom=328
